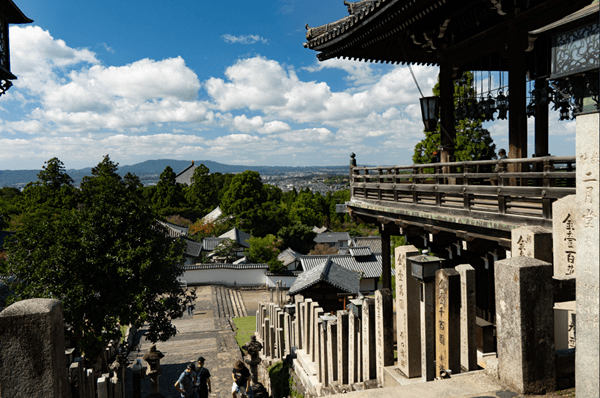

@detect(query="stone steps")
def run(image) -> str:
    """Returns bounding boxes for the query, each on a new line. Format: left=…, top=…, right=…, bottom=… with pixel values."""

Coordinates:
left=213, top=285, right=248, bottom=319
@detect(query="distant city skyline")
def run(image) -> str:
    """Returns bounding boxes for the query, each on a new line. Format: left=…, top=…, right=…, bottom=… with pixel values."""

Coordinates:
left=1, top=0, right=575, bottom=170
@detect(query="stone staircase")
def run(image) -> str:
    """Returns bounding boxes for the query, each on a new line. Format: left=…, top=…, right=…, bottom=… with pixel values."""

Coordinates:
left=213, top=285, right=247, bottom=318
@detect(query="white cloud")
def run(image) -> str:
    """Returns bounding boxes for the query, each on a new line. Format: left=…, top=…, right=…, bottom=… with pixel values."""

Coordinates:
left=304, top=58, right=378, bottom=86
left=221, top=34, right=269, bottom=44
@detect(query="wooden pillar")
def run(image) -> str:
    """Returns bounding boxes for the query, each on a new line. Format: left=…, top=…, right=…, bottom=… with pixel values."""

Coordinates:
left=534, top=78, right=549, bottom=157
left=380, top=226, right=391, bottom=290
left=508, top=29, right=528, bottom=182
left=439, top=64, right=456, bottom=165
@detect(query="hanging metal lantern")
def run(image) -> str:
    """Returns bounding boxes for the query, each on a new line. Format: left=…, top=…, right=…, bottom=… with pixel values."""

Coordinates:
left=559, top=101, right=571, bottom=120
left=526, top=99, right=536, bottom=118
left=496, top=91, right=509, bottom=120
left=419, top=96, right=440, bottom=132
left=483, top=94, right=496, bottom=121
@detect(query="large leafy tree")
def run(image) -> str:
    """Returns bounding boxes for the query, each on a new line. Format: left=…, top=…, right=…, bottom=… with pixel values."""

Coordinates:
left=413, top=72, right=496, bottom=164
left=246, top=235, right=285, bottom=273
left=152, top=166, right=186, bottom=213
left=277, top=222, right=317, bottom=254
left=185, top=164, right=219, bottom=215
left=5, top=156, right=195, bottom=360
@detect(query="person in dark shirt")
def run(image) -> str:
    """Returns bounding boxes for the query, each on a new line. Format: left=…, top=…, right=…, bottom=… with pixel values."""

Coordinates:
left=195, top=356, right=212, bottom=398
left=231, top=359, right=253, bottom=398
left=175, top=363, right=199, bottom=398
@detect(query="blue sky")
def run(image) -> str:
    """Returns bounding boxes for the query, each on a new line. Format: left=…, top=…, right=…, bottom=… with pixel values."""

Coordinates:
left=1, top=0, right=575, bottom=170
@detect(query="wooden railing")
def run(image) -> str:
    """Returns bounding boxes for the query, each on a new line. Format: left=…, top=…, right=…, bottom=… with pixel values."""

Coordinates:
left=350, top=156, right=576, bottom=223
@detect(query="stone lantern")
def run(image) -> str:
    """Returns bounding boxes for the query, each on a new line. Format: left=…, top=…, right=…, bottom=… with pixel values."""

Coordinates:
left=409, top=250, right=445, bottom=382
left=143, top=345, right=165, bottom=397
left=409, top=250, right=444, bottom=283
left=243, top=335, right=263, bottom=385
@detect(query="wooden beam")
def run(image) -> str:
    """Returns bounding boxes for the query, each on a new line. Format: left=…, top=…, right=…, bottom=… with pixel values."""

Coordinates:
left=438, top=0, right=591, bottom=68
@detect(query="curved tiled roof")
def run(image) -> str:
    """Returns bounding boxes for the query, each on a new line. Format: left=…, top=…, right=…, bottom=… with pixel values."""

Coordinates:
left=184, top=263, right=269, bottom=270
left=314, top=232, right=351, bottom=244
left=351, top=236, right=382, bottom=253
left=288, top=258, right=360, bottom=295
left=300, top=252, right=384, bottom=279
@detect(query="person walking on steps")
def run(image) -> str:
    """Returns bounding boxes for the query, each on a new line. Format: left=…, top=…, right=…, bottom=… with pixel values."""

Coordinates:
left=175, top=363, right=199, bottom=398
left=195, top=356, right=212, bottom=398
left=231, top=359, right=253, bottom=398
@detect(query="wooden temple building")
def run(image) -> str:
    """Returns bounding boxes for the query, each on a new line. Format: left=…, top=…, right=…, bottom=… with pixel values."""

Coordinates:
left=303, top=0, right=598, bottom=394
left=0, top=0, right=33, bottom=96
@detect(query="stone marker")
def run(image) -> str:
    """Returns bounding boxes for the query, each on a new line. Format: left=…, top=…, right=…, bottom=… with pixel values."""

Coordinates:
left=298, top=301, right=306, bottom=350
left=277, top=328, right=284, bottom=360
left=552, top=195, right=577, bottom=276
left=295, top=296, right=303, bottom=349
left=348, top=312, right=358, bottom=385
left=327, top=319, right=338, bottom=385
left=312, top=306, right=324, bottom=363
left=554, top=302, right=576, bottom=350
left=270, top=325, right=276, bottom=359
left=320, top=321, right=329, bottom=386
left=511, top=226, right=553, bottom=263
left=315, top=318, right=322, bottom=381
left=362, top=298, right=376, bottom=381
left=495, top=257, right=556, bottom=394
left=97, top=376, right=108, bottom=398
left=284, top=313, right=292, bottom=356
left=375, top=289, right=394, bottom=385
left=69, top=361, right=83, bottom=398
left=0, top=299, right=70, bottom=398
left=575, top=112, right=599, bottom=398
left=356, top=317, right=363, bottom=383
left=264, top=318, right=271, bottom=357
left=303, top=299, right=314, bottom=355
left=337, top=310, right=350, bottom=385
left=395, top=245, right=422, bottom=378
left=435, top=268, right=461, bottom=377
left=421, top=280, right=435, bottom=381
left=456, top=264, right=477, bottom=372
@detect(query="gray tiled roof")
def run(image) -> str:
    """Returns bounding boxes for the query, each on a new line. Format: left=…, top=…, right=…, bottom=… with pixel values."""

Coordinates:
left=314, top=232, right=351, bottom=244
left=288, top=258, right=360, bottom=295
left=202, top=237, right=229, bottom=251
left=219, top=228, right=252, bottom=248
left=175, top=162, right=197, bottom=186
left=351, top=236, right=382, bottom=253
left=184, top=263, right=269, bottom=270
left=348, top=246, right=372, bottom=257
left=202, top=206, right=223, bottom=223
left=184, top=239, right=203, bottom=257
left=278, top=248, right=303, bottom=266
left=300, top=252, right=383, bottom=279
left=233, top=256, right=249, bottom=264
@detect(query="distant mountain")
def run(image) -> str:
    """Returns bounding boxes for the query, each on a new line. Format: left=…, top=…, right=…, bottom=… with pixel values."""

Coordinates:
left=0, top=159, right=349, bottom=188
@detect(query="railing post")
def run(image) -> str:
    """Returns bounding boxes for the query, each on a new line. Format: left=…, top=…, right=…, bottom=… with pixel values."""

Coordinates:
left=543, top=160, right=555, bottom=188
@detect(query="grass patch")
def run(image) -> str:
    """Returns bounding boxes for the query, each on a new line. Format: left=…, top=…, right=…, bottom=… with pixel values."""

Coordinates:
left=233, top=316, right=256, bottom=349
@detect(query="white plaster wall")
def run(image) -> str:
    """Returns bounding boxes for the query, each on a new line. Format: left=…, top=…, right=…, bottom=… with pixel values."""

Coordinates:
left=266, top=275, right=298, bottom=288
left=182, top=268, right=266, bottom=286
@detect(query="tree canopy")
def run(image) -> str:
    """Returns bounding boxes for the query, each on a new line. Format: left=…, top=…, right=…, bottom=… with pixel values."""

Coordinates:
left=4, top=156, right=195, bottom=360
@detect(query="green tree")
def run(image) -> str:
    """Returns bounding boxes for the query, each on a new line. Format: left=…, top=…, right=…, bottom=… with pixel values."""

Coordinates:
left=185, top=164, right=219, bottom=214
left=221, top=171, right=266, bottom=216
left=5, top=157, right=195, bottom=360
left=413, top=72, right=496, bottom=164
left=246, top=235, right=286, bottom=273
left=277, top=222, right=317, bottom=254
left=152, top=166, right=185, bottom=213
